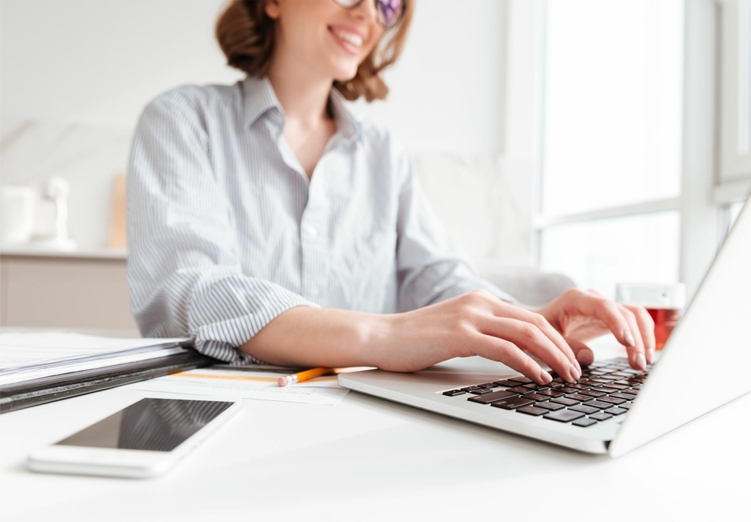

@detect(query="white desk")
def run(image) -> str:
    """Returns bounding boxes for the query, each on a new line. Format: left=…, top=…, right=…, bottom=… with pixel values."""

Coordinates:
left=1, top=349, right=749, bottom=522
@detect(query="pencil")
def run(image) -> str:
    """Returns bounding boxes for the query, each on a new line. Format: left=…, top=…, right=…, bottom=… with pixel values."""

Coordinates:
left=277, top=367, right=333, bottom=387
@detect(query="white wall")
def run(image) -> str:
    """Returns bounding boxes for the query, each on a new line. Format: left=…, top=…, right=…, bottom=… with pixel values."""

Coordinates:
left=1, top=0, right=506, bottom=152
left=1, top=0, right=535, bottom=264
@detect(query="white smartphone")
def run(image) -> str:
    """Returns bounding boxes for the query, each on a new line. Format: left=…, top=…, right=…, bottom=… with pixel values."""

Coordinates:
left=27, top=397, right=242, bottom=478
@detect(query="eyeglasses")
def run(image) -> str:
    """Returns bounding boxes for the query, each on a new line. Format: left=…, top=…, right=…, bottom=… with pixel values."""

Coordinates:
left=332, top=0, right=406, bottom=29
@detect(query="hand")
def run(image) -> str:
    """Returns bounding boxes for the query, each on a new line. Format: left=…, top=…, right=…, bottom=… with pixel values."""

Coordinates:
left=381, top=289, right=582, bottom=384
left=530, top=288, right=656, bottom=371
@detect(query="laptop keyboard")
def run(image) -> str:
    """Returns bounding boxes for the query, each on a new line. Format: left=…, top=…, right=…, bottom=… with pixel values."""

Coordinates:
left=441, top=357, right=650, bottom=427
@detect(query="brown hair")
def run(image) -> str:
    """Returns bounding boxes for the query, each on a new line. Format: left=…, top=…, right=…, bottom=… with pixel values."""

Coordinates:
left=215, top=0, right=413, bottom=102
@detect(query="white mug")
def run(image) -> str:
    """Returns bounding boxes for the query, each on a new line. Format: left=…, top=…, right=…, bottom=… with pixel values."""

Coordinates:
left=0, top=186, right=36, bottom=246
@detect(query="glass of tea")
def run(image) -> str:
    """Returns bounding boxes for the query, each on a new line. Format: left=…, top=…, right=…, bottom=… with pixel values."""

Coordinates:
left=615, top=283, right=687, bottom=350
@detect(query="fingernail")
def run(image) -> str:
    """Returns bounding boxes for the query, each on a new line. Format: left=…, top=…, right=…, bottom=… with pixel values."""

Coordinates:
left=635, top=353, right=647, bottom=372
left=646, top=348, right=655, bottom=365
left=539, top=370, right=552, bottom=384
left=623, top=329, right=636, bottom=347
left=569, top=363, right=580, bottom=381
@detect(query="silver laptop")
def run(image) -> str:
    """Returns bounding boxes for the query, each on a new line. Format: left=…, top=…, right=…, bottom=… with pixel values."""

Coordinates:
left=339, top=199, right=751, bottom=456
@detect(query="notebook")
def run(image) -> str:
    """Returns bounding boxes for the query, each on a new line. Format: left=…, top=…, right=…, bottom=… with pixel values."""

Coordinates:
left=339, top=199, right=751, bottom=456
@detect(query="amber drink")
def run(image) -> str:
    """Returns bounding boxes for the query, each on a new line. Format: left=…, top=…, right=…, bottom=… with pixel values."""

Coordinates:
left=615, top=283, right=687, bottom=351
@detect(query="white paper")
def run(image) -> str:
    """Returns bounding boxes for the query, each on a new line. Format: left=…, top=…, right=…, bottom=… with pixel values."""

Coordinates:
left=0, top=332, right=190, bottom=370
left=0, top=347, right=187, bottom=386
left=0, top=332, right=191, bottom=386
left=129, top=368, right=349, bottom=406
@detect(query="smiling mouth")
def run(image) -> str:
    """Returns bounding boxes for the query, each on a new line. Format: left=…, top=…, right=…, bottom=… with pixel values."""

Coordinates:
left=329, top=27, right=364, bottom=54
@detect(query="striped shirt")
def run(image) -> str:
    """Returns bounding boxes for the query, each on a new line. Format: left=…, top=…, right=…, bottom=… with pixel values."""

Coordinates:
left=127, top=76, right=513, bottom=364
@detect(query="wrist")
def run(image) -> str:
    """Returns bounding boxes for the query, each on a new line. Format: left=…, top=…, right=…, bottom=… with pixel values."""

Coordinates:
left=358, top=312, right=399, bottom=368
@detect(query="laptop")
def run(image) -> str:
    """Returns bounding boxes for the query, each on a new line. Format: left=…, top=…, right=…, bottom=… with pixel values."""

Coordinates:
left=339, top=199, right=751, bottom=456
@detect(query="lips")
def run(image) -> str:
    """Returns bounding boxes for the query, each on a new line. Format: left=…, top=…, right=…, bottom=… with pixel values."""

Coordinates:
left=328, top=25, right=365, bottom=55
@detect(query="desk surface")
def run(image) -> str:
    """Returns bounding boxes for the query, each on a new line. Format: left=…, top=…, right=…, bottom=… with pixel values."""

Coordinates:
left=1, top=346, right=749, bottom=522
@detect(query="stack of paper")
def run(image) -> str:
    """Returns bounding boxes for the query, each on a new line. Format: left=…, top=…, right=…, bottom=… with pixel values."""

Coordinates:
left=0, top=332, right=211, bottom=414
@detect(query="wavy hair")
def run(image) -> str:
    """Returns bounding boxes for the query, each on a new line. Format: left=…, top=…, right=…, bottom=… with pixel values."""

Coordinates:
left=215, top=0, right=413, bottom=101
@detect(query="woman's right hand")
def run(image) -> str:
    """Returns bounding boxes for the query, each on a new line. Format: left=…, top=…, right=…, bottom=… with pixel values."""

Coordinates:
left=375, top=289, right=582, bottom=384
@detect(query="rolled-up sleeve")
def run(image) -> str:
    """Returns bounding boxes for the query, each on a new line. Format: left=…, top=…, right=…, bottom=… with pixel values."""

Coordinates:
left=126, top=90, right=317, bottom=363
left=395, top=152, right=516, bottom=311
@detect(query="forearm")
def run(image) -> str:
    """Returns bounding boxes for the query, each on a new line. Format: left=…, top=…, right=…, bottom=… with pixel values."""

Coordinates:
left=238, top=307, right=395, bottom=368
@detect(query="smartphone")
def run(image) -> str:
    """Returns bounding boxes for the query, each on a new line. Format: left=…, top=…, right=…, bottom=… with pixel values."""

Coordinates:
left=27, top=398, right=242, bottom=478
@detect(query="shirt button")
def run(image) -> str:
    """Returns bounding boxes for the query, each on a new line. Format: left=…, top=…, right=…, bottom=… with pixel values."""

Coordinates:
left=305, top=225, right=317, bottom=237
left=310, top=287, right=320, bottom=297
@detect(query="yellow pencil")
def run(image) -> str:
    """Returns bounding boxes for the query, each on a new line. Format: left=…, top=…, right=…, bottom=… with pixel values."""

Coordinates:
left=277, top=367, right=334, bottom=387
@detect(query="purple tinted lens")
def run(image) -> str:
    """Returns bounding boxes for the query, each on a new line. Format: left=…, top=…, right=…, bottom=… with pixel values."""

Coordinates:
left=377, top=0, right=402, bottom=26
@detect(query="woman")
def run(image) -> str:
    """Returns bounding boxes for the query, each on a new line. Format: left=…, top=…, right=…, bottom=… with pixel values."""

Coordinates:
left=127, top=0, right=654, bottom=385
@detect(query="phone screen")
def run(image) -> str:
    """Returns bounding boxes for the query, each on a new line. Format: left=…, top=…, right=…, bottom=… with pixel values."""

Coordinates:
left=55, top=398, right=234, bottom=452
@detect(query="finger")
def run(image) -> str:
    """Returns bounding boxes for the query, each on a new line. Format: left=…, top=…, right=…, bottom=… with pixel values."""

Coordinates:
left=489, top=301, right=581, bottom=373
left=479, top=317, right=580, bottom=382
left=472, top=334, right=552, bottom=385
left=616, top=304, right=647, bottom=371
left=622, top=303, right=656, bottom=364
left=572, top=294, right=641, bottom=361
left=566, top=337, right=595, bottom=367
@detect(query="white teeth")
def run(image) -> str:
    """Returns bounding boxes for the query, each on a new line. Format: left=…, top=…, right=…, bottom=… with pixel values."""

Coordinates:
left=333, top=29, right=363, bottom=48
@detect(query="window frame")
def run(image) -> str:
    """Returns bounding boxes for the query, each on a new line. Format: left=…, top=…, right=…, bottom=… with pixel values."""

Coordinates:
left=529, top=0, right=726, bottom=301
left=718, top=0, right=751, bottom=198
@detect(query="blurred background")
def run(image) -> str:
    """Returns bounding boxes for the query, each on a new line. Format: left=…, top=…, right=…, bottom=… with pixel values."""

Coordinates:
left=0, top=0, right=749, bottom=332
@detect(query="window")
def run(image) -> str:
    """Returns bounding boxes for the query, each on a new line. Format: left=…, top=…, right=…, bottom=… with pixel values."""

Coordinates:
left=534, top=0, right=750, bottom=300
left=537, top=0, right=684, bottom=298
left=720, top=0, right=751, bottom=188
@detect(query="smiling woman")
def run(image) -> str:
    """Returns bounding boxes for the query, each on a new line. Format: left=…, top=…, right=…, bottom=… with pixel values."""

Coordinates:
left=126, top=0, right=657, bottom=387
left=215, top=0, right=413, bottom=101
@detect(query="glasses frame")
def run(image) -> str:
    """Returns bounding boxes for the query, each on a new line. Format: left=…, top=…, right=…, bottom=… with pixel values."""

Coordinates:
left=332, top=0, right=407, bottom=29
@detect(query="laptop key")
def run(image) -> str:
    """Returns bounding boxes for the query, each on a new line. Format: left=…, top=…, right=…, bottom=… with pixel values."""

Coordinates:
left=508, top=387, right=531, bottom=394
left=604, top=406, right=628, bottom=416
left=573, top=418, right=598, bottom=428
left=468, top=388, right=497, bottom=395
left=589, top=412, right=613, bottom=421
left=535, top=401, right=565, bottom=411
left=442, top=389, right=466, bottom=397
left=543, top=409, right=585, bottom=423
left=600, top=383, right=629, bottom=390
left=565, top=393, right=593, bottom=402
left=467, top=390, right=520, bottom=404
left=493, top=380, right=521, bottom=387
left=523, top=393, right=551, bottom=402
left=550, top=397, right=579, bottom=406
left=516, top=406, right=548, bottom=416
left=580, top=390, right=606, bottom=398
left=511, top=377, right=534, bottom=384
left=536, top=389, right=565, bottom=398
left=599, top=396, right=627, bottom=405
left=583, top=400, right=613, bottom=410
left=610, top=392, right=637, bottom=400
left=570, top=404, right=600, bottom=415
left=490, top=397, right=535, bottom=410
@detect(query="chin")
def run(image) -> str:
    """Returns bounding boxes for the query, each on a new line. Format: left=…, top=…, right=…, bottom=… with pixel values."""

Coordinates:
left=330, top=62, right=361, bottom=83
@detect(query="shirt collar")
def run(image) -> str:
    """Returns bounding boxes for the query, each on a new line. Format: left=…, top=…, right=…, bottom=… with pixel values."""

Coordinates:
left=328, top=88, right=362, bottom=143
left=241, top=76, right=362, bottom=142
left=242, top=76, right=282, bottom=128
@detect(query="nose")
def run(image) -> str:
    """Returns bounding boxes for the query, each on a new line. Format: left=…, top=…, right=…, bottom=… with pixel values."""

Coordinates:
left=350, top=0, right=377, bottom=24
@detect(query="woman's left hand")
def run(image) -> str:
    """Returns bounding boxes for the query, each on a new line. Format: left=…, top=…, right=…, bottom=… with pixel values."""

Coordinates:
left=527, top=288, right=656, bottom=371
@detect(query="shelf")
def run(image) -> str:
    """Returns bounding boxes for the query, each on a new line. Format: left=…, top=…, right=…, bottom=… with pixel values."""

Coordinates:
left=0, top=246, right=127, bottom=260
